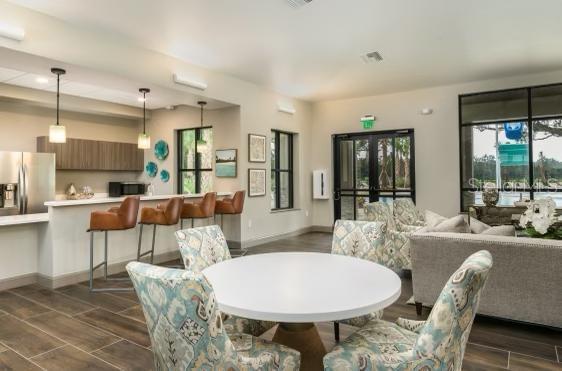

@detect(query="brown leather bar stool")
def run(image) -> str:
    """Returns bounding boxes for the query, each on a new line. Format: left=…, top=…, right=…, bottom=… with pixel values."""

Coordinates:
left=214, top=190, right=245, bottom=228
left=137, top=197, right=183, bottom=264
left=88, top=196, right=140, bottom=292
left=180, top=192, right=217, bottom=229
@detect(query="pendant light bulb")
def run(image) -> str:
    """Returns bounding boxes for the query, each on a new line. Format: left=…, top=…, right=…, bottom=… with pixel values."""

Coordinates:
left=138, top=88, right=151, bottom=149
left=49, top=68, right=67, bottom=143
left=196, top=101, right=208, bottom=153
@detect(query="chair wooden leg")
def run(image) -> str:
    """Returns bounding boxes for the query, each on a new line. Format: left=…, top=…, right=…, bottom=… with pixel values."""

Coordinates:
left=181, top=218, right=184, bottom=230
left=334, top=322, right=340, bottom=343
left=415, top=302, right=423, bottom=316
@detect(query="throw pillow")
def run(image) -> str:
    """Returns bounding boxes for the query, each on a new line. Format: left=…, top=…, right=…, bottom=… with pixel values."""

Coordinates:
left=469, top=217, right=491, bottom=234
left=426, top=215, right=471, bottom=233
left=480, top=225, right=516, bottom=236
left=425, top=210, right=447, bottom=228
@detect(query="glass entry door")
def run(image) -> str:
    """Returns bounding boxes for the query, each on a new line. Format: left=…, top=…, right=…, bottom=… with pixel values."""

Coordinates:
left=333, top=129, right=415, bottom=220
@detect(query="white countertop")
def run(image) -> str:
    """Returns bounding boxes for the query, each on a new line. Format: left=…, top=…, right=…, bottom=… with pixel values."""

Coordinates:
left=0, top=213, right=49, bottom=227
left=45, top=192, right=232, bottom=207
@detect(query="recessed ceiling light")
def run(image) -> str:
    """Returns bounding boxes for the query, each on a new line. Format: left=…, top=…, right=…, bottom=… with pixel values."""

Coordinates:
left=36, top=77, right=49, bottom=84
left=361, top=51, right=384, bottom=63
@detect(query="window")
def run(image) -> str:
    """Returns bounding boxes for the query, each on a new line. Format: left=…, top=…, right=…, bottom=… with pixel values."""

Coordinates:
left=271, top=130, right=294, bottom=210
left=459, top=84, right=562, bottom=210
left=177, top=127, right=213, bottom=194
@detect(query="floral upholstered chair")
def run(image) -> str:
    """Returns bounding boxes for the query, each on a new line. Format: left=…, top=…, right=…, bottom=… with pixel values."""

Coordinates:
left=323, top=250, right=493, bottom=371
left=393, top=198, right=425, bottom=230
left=364, top=202, right=413, bottom=270
left=175, top=225, right=276, bottom=337
left=126, top=262, right=300, bottom=371
left=330, top=220, right=387, bottom=341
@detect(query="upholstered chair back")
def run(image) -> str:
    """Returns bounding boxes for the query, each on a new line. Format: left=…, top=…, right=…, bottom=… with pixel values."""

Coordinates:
left=163, top=197, right=183, bottom=225
left=331, top=220, right=387, bottom=263
left=364, top=202, right=396, bottom=230
left=232, top=191, right=246, bottom=213
left=118, top=196, right=141, bottom=229
left=126, top=262, right=239, bottom=370
left=200, top=192, right=217, bottom=216
left=175, top=225, right=231, bottom=272
left=414, top=250, right=493, bottom=370
left=393, top=198, right=425, bottom=226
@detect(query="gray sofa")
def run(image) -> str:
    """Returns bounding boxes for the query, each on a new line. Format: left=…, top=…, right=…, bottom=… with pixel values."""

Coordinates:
left=410, top=231, right=562, bottom=328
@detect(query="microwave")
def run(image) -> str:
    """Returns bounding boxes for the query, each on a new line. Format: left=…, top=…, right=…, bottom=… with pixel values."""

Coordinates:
left=108, top=182, right=146, bottom=197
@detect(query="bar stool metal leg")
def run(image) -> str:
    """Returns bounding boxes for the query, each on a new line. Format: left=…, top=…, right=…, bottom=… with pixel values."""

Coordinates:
left=89, top=231, right=94, bottom=291
left=150, top=225, right=157, bottom=264
left=89, top=230, right=133, bottom=292
left=137, top=224, right=144, bottom=261
left=104, top=231, right=108, bottom=279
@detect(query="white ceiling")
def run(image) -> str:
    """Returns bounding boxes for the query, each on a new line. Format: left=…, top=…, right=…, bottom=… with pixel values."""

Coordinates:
left=7, top=0, right=562, bottom=101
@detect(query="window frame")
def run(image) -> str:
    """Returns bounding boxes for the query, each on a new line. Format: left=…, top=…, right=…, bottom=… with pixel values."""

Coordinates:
left=177, top=126, right=213, bottom=194
left=271, top=129, right=294, bottom=210
left=458, top=82, right=562, bottom=211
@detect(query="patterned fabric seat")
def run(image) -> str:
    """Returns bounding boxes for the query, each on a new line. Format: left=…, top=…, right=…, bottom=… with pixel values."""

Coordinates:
left=126, top=262, right=300, bottom=371
left=364, top=202, right=417, bottom=270
left=330, top=220, right=386, bottom=338
left=175, top=225, right=276, bottom=337
left=324, top=250, right=493, bottom=370
left=393, top=198, right=425, bottom=230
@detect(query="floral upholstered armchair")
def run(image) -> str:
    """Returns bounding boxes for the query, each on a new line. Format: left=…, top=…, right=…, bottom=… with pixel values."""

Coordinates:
left=330, top=220, right=387, bottom=340
left=393, top=198, right=425, bottom=230
left=364, top=202, right=415, bottom=270
left=126, top=262, right=300, bottom=371
left=323, top=250, right=493, bottom=371
left=175, top=225, right=276, bottom=337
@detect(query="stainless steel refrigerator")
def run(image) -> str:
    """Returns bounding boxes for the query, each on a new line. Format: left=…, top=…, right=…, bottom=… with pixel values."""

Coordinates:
left=0, top=151, right=55, bottom=216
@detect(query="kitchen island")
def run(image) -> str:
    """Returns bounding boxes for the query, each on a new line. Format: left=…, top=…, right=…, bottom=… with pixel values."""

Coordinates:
left=0, top=192, right=238, bottom=290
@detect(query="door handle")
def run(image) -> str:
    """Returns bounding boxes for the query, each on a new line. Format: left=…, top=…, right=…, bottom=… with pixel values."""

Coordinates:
left=17, top=165, right=24, bottom=214
left=23, top=165, right=28, bottom=214
left=333, top=190, right=341, bottom=201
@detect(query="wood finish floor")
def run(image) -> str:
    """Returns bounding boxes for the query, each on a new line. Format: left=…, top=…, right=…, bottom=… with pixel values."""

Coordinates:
left=0, top=232, right=559, bottom=370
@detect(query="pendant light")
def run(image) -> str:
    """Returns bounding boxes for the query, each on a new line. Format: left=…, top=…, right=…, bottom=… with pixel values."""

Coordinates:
left=138, top=88, right=151, bottom=149
left=196, top=101, right=208, bottom=153
left=49, top=68, right=66, bottom=143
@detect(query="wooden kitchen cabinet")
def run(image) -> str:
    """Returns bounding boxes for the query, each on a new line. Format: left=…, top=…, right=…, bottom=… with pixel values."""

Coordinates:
left=37, top=136, right=144, bottom=171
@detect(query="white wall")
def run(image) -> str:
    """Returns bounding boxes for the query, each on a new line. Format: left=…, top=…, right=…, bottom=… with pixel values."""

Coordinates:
left=311, top=69, right=562, bottom=227
left=140, top=105, right=242, bottom=195
left=0, top=100, right=142, bottom=194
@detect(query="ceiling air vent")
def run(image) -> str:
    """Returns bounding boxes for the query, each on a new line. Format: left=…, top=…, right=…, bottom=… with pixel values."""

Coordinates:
left=287, top=0, right=313, bottom=8
left=361, top=51, right=383, bottom=63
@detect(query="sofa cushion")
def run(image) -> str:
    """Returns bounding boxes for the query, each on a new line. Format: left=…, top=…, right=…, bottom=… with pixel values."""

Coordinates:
left=426, top=215, right=471, bottom=233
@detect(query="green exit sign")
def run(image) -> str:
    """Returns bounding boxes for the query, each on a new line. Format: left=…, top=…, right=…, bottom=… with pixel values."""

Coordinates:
left=361, top=115, right=376, bottom=129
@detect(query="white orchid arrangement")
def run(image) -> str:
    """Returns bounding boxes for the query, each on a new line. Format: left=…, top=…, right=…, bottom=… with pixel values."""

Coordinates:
left=519, top=197, right=561, bottom=239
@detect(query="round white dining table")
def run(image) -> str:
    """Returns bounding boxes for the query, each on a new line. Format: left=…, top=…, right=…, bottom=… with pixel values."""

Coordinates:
left=203, top=252, right=402, bottom=370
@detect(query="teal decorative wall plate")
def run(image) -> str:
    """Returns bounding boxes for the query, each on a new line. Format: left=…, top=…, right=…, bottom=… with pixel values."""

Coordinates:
left=146, top=161, right=158, bottom=177
left=160, top=169, right=170, bottom=183
left=154, top=140, right=169, bottom=160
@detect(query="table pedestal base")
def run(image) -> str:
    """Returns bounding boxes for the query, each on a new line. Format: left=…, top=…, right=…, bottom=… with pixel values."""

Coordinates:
left=272, top=322, right=326, bottom=371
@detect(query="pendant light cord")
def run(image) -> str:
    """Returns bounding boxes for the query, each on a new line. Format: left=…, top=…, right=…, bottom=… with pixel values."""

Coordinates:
left=143, top=90, right=146, bottom=134
left=56, top=73, right=60, bottom=126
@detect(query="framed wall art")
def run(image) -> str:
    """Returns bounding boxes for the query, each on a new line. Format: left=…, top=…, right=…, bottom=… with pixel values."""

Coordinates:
left=248, top=134, right=266, bottom=163
left=215, top=149, right=237, bottom=177
left=248, top=168, right=266, bottom=197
